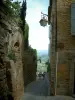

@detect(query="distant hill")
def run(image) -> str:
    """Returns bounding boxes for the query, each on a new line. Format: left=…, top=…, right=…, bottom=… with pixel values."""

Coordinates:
left=37, top=50, right=48, bottom=56
left=37, top=50, right=48, bottom=62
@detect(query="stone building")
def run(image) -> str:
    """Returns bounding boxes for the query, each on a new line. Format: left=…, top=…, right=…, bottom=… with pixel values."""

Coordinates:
left=23, top=47, right=37, bottom=86
left=48, top=0, right=75, bottom=96
left=0, top=3, right=25, bottom=100
left=0, top=1, right=37, bottom=100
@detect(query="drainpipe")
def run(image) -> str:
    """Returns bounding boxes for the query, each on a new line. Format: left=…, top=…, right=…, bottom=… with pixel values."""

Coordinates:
left=55, top=0, right=57, bottom=51
left=55, top=51, right=58, bottom=95
left=55, top=0, right=57, bottom=95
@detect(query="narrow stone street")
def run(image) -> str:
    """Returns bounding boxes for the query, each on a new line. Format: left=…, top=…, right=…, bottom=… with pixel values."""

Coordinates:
left=22, top=73, right=75, bottom=100
left=25, top=73, right=50, bottom=96
left=22, top=94, right=75, bottom=100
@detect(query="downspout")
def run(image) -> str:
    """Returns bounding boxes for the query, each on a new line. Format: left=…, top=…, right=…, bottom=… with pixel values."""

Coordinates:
left=55, top=0, right=57, bottom=95
left=55, top=0, right=57, bottom=51
left=55, top=51, right=58, bottom=95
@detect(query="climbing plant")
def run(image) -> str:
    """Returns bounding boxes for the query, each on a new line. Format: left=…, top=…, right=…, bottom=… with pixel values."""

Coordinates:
left=33, top=49, right=37, bottom=57
left=24, top=22, right=29, bottom=48
left=7, top=49, right=16, bottom=62
left=20, top=0, right=27, bottom=32
left=24, top=23, right=29, bottom=39
left=20, top=0, right=30, bottom=49
left=5, top=0, right=29, bottom=49
left=5, top=0, right=21, bottom=16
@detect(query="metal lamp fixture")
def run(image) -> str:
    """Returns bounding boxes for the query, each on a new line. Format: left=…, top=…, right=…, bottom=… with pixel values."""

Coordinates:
left=39, top=12, right=48, bottom=27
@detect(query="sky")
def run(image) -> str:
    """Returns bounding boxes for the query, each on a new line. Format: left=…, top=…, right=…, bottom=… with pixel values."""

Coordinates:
left=14, top=0, right=49, bottom=50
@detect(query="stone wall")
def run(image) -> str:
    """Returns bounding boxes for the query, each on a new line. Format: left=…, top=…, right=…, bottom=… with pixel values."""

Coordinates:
left=0, top=2, right=37, bottom=100
left=23, top=47, right=37, bottom=87
left=57, top=0, right=75, bottom=95
left=49, top=0, right=75, bottom=96
left=49, top=0, right=57, bottom=95
left=0, top=4, right=24, bottom=100
left=8, top=23, right=24, bottom=100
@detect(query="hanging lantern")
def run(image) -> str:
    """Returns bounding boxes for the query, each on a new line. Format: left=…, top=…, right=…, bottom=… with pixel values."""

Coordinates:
left=39, top=18, right=48, bottom=27
left=39, top=12, right=48, bottom=27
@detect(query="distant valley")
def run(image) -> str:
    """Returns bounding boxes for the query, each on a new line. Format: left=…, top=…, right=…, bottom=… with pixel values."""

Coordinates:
left=37, top=50, right=48, bottom=56
left=37, top=50, right=49, bottom=62
left=37, top=50, right=48, bottom=72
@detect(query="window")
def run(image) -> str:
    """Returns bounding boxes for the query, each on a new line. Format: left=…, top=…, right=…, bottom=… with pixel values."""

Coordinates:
left=71, top=3, right=75, bottom=35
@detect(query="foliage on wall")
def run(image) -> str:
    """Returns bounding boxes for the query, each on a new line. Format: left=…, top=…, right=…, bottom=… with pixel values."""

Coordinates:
left=24, top=22, right=29, bottom=48
left=7, top=49, right=16, bottom=62
left=24, top=23, right=29, bottom=39
left=5, top=0, right=21, bottom=16
left=5, top=0, right=29, bottom=49
left=33, top=49, right=37, bottom=57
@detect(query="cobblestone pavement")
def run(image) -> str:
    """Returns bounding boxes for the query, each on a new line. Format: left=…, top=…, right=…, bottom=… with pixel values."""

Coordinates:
left=23, top=73, right=75, bottom=100
left=25, top=79, right=50, bottom=96
left=25, top=73, right=50, bottom=96
left=21, top=93, right=75, bottom=100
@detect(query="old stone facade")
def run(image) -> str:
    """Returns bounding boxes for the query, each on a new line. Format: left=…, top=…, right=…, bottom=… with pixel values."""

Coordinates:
left=0, top=4, right=24, bottom=100
left=0, top=2, right=37, bottom=100
left=23, top=47, right=37, bottom=87
left=49, top=0, right=75, bottom=96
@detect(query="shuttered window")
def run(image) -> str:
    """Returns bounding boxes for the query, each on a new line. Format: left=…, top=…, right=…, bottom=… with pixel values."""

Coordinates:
left=71, top=3, right=75, bottom=35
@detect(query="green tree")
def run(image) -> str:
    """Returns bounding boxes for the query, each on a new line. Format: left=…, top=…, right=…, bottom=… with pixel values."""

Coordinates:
left=11, top=1, right=21, bottom=16
left=20, top=0, right=26, bottom=33
left=33, top=49, right=37, bottom=62
left=5, top=0, right=21, bottom=16
left=24, top=22, right=29, bottom=40
left=24, top=22, right=29, bottom=49
left=5, top=0, right=28, bottom=49
left=33, top=49, right=37, bottom=57
left=45, top=60, right=50, bottom=73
